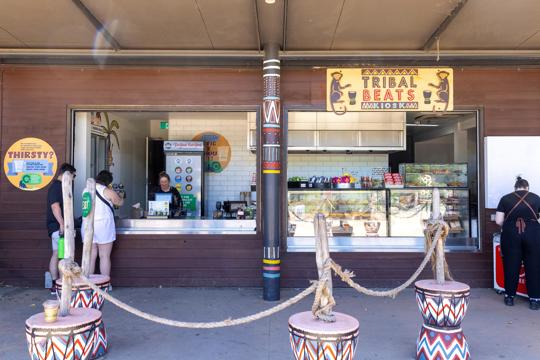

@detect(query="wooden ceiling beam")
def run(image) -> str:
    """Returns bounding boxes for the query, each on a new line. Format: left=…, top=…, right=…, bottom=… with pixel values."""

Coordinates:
left=71, top=0, right=121, bottom=51
left=422, top=0, right=469, bottom=51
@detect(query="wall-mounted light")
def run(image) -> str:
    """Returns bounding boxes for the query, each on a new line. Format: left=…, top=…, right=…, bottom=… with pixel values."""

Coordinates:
left=265, top=0, right=276, bottom=4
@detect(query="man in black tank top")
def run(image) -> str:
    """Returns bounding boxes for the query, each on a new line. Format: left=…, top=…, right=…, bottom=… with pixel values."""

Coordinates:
left=495, top=177, right=540, bottom=310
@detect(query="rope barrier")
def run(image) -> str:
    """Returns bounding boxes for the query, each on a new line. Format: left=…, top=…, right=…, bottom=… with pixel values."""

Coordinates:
left=76, top=270, right=317, bottom=329
left=58, top=220, right=449, bottom=328
left=328, top=220, right=446, bottom=299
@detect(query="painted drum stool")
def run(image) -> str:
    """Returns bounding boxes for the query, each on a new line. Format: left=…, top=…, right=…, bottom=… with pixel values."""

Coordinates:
left=417, top=325, right=469, bottom=360
left=25, top=308, right=107, bottom=360
left=289, top=312, right=359, bottom=360
left=57, top=274, right=110, bottom=310
left=415, top=280, right=471, bottom=360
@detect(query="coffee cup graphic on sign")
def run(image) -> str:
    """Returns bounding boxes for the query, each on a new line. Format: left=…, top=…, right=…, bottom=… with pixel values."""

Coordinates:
left=423, top=90, right=432, bottom=104
left=348, top=91, right=357, bottom=105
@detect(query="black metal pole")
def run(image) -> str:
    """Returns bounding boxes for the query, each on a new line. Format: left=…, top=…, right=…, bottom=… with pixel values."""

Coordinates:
left=262, top=43, right=281, bottom=301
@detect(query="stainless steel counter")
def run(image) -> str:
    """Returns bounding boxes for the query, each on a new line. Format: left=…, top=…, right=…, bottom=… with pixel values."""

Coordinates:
left=116, top=219, right=257, bottom=235
left=287, top=236, right=480, bottom=253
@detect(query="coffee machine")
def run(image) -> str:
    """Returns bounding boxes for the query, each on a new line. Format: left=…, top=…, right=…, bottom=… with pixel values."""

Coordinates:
left=223, top=201, right=247, bottom=219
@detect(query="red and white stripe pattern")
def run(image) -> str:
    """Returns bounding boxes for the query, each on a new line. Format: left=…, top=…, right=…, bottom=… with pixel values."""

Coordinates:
left=289, top=326, right=359, bottom=360
left=416, top=288, right=470, bottom=328
left=416, top=325, right=470, bottom=360
left=26, top=317, right=107, bottom=360
left=57, top=282, right=110, bottom=310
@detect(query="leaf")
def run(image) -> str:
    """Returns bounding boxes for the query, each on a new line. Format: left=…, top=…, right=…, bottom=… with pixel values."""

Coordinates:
left=104, top=112, right=111, bottom=130
left=111, top=131, right=120, bottom=150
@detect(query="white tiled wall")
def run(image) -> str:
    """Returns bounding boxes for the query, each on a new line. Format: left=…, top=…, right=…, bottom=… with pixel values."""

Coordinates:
left=287, top=154, right=389, bottom=180
left=168, top=112, right=256, bottom=217
left=169, top=112, right=389, bottom=216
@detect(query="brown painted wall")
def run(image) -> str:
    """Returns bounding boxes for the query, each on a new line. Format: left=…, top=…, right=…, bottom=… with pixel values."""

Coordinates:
left=1, top=66, right=539, bottom=287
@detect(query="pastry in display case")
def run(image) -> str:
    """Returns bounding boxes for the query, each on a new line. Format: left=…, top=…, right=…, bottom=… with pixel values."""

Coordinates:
left=288, top=189, right=388, bottom=238
left=399, top=163, right=467, bottom=188
left=389, top=188, right=470, bottom=237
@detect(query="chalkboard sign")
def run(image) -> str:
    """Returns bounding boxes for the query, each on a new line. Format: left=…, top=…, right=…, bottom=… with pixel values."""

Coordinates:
left=485, top=136, right=540, bottom=209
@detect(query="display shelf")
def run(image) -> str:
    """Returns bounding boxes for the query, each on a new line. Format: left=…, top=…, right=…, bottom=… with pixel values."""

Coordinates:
left=388, top=188, right=470, bottom=237
left=288, top=189, right=388, bottom=237
left=399, top=163, right=468, bottom=188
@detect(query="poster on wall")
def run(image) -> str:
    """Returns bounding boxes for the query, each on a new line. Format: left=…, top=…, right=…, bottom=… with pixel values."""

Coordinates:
left=327, top=68, right=453, bottom=114
left=192, top=132, right=231, bottom=173
left=3, top=137, right=58, bottom=191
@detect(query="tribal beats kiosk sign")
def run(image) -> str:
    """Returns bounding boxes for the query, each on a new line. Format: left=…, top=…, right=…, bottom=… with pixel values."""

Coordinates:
left=327, top=68, right=453, bottom=114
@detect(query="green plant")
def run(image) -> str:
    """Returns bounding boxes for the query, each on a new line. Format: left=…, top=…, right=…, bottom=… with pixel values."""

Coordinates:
left=101, top=112, right=120, bottom=169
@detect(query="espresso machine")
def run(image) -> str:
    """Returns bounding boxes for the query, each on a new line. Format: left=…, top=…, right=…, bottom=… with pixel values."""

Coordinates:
left=223, top=201, right=247, bottom=219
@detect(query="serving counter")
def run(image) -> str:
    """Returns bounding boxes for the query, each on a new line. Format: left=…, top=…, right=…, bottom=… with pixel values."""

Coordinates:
left=116, top=219, right=257, bottom=235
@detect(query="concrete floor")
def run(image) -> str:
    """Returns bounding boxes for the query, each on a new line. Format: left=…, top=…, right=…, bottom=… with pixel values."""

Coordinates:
left=1, top=286, right=539, bottom=360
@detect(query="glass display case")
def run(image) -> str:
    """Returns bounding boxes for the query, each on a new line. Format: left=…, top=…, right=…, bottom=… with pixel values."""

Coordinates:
left=388, top=188, right=470, bottom=237
left=288, top=189, right=388, bottom=238
left=399, top=163, right=467, bottom=188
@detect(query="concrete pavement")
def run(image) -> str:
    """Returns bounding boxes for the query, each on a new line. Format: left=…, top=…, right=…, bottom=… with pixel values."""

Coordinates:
left=1, top=286, right=539, bottom=359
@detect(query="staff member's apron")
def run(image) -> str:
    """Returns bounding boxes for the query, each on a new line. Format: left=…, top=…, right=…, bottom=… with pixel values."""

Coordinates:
left=500, top=191, right=540, bottom=299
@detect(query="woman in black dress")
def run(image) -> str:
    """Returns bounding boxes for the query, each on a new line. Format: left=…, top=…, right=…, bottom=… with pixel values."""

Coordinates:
left=495, top=176, right=540, bottom=310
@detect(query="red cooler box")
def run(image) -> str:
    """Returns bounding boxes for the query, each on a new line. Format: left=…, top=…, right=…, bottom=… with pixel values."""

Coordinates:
left=493, top=232, right=528, bottom=298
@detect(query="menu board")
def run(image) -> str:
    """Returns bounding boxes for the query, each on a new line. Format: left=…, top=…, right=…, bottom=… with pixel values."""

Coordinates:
left=165, top=153, right=203, bottom=217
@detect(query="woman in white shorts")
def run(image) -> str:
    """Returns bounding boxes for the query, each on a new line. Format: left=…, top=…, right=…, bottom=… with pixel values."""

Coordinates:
left=83, top=170, right=124, bottom=277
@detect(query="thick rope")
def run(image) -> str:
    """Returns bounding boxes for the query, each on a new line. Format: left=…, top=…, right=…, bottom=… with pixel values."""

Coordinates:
left=56, top=221, right=449, bottom=328
left=329, top=221, right=446, bottom=299
left=425, top=221, right=453, bottom=281
left=60, top=257, right=317, bottom=329
left=79, top=273, right=316, bottom=329
left=311, top=259, right=336, bottom=322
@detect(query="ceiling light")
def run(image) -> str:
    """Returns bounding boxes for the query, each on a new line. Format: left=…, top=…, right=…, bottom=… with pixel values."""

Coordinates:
left=265, top=0, right=276, bottom=3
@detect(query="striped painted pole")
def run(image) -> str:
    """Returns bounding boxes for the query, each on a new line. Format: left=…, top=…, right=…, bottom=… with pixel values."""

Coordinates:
left=262, top=43, right=281, bottom=301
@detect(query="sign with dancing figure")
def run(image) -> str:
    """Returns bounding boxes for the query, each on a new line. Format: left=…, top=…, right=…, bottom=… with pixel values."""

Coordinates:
left=327, top=68, right=453, bottom=114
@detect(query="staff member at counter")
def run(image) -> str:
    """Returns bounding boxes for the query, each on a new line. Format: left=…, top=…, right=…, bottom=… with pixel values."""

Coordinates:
left=149, top=171, right=183, bottom=218
left=495, top=176, right=540, bottom=310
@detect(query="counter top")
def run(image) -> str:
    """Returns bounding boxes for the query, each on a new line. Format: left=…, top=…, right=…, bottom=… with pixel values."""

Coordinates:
left=288, top=186, right=468, bottom=191
left=116, top=219, right=257, bottom=235
left=288, top=187, right=385, bottom=191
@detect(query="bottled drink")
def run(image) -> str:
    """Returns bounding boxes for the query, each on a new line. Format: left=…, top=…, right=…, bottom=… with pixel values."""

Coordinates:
left=57, top=233, right=65, bottom=259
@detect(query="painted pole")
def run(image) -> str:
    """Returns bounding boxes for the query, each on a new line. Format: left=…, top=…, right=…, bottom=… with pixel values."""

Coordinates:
left=81, top=178, right=96, bottom=277
left=60, top=171, right=75, bottom=317
left=262, top=42, right=282, bottom=301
